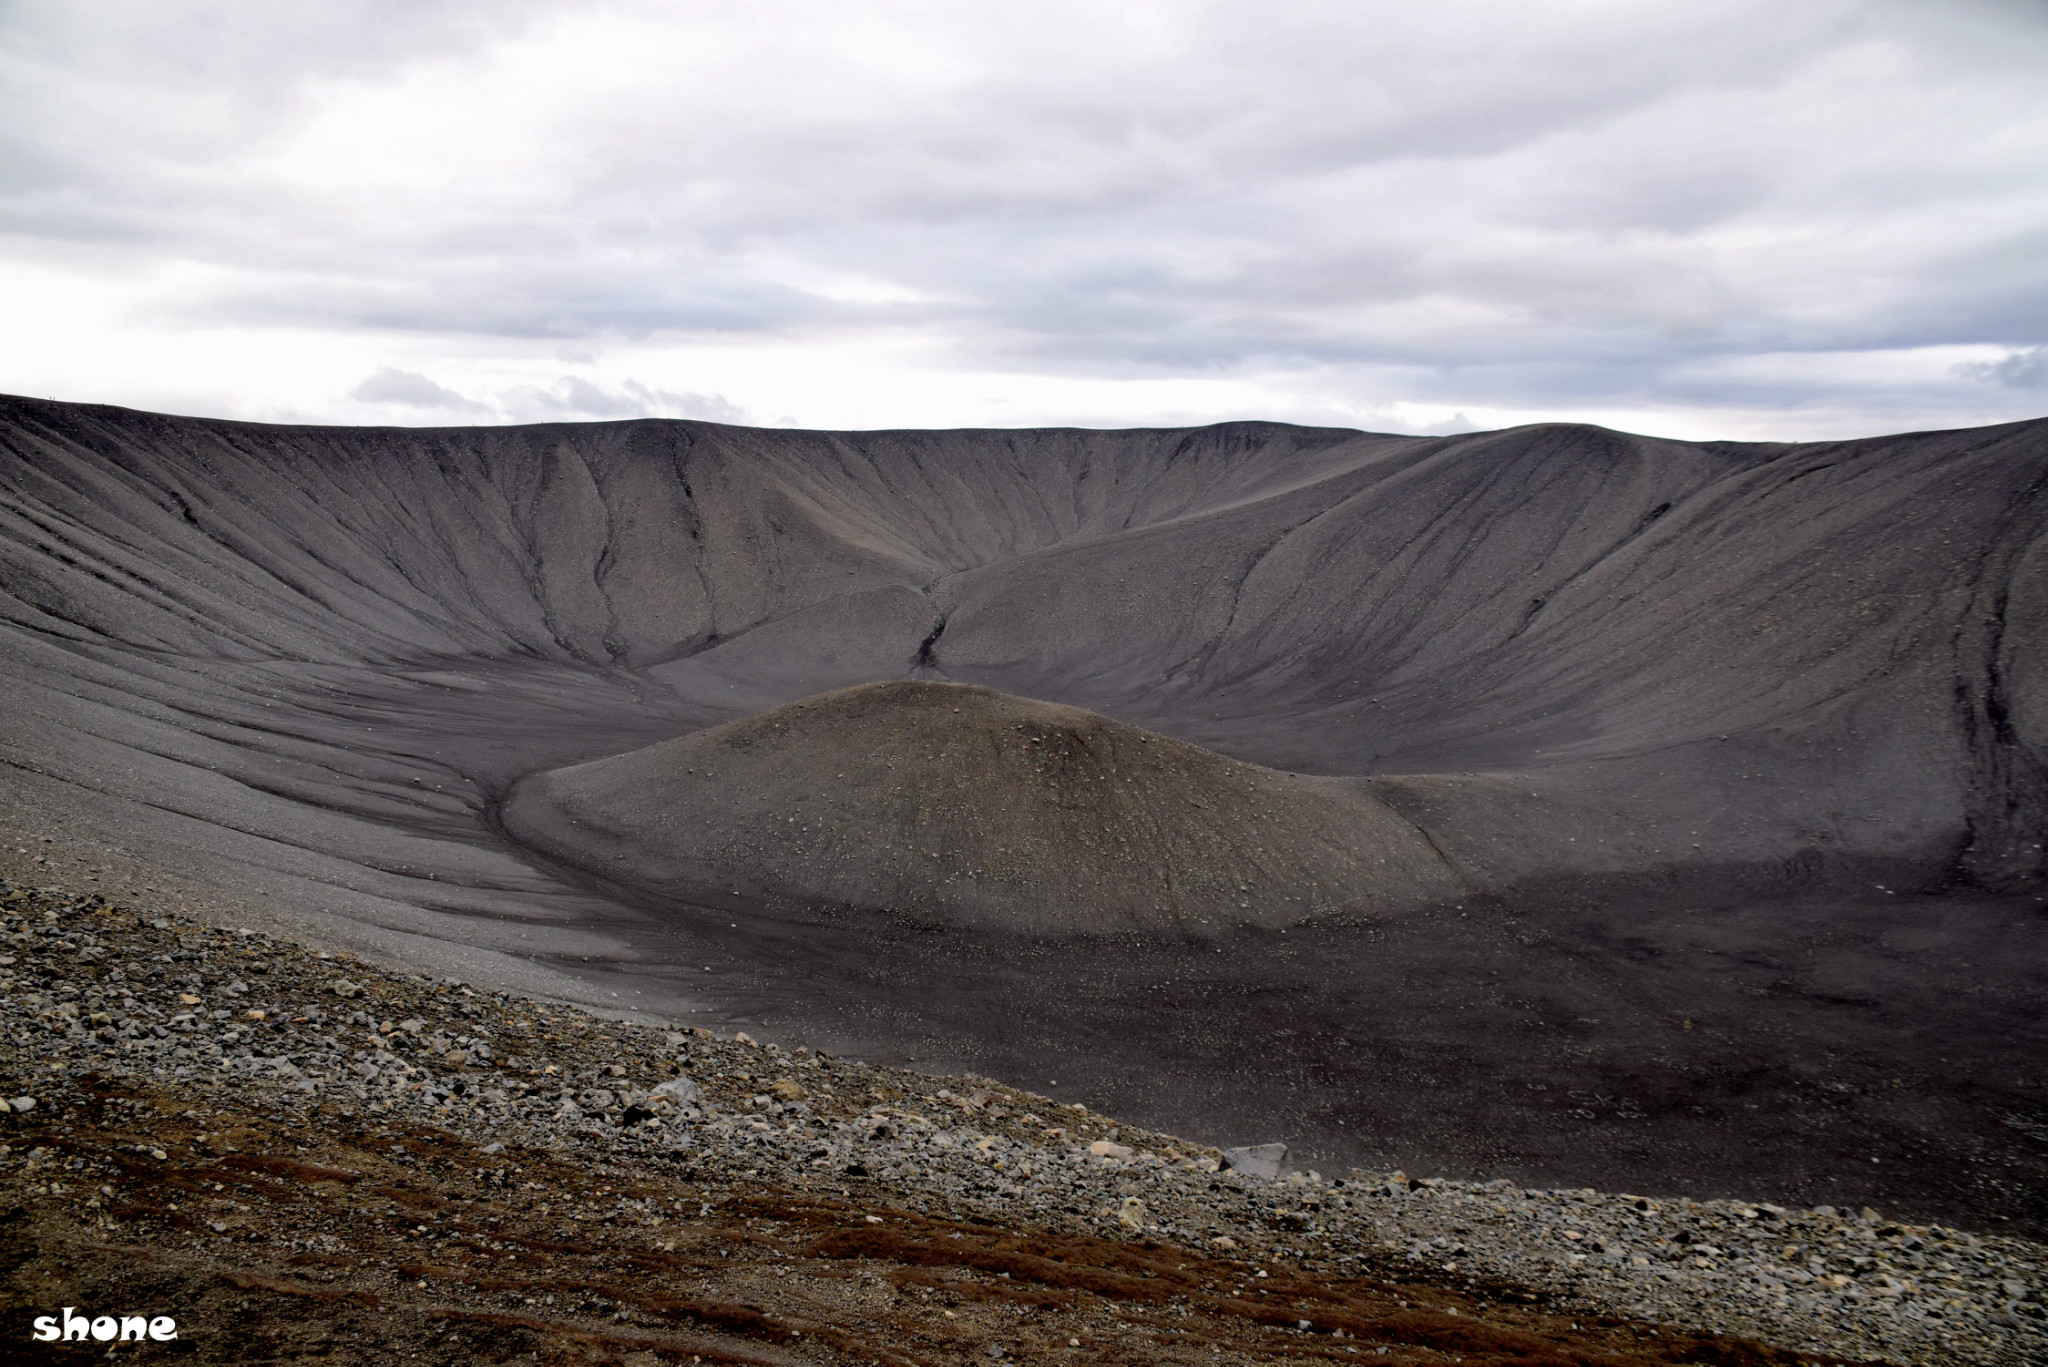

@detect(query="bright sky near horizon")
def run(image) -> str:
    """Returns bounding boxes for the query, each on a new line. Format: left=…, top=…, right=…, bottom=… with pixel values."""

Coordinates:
left=2, top=0, right=2045, bottom=440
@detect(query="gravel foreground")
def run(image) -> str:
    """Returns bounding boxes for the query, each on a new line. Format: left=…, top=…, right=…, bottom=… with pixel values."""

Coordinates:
left=1, top=879, right=2040, bottom=1366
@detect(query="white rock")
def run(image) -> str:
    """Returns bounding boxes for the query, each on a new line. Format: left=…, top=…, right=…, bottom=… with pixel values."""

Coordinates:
left=1222, top=1142, right=1287, bottom=1179
left=652, top=1076, right=702, bottom=1105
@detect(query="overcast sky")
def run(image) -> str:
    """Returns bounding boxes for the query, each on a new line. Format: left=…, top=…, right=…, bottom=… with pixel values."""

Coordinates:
left=2, top=0, right=2044, bottom=439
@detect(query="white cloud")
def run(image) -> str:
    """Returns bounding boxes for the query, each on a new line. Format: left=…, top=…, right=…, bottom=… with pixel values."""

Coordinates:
left=1, top=0, right=2044, bottom=438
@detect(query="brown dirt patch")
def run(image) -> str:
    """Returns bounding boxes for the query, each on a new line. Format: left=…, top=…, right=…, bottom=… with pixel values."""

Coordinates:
left=0, top=1074, right=1885, bottom=1365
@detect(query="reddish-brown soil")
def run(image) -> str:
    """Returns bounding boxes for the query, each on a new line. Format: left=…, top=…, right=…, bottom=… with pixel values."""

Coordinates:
left=1, top=1074, right=1882, bottom=1366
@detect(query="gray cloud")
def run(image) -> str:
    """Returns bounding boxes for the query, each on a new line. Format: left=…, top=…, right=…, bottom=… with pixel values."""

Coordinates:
left=521, top=377, right=749, bottom=423
left=3, top=0, right=2045, bottom=433
left=349, top=367, right=486, bottom=411
left=1958, top=347, right=2048, bottom=389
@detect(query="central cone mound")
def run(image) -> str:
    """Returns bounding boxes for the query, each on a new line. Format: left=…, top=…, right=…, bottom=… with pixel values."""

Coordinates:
left=501, top=681, right=1463, bottom=934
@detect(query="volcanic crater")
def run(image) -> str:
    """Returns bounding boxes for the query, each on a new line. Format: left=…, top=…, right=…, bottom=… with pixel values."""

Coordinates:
left=1, top=394, right=2043, bottom=1230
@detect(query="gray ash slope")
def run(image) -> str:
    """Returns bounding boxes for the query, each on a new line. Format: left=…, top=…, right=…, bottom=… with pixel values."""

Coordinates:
left=0, top=394, right=2044, bottom=1233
